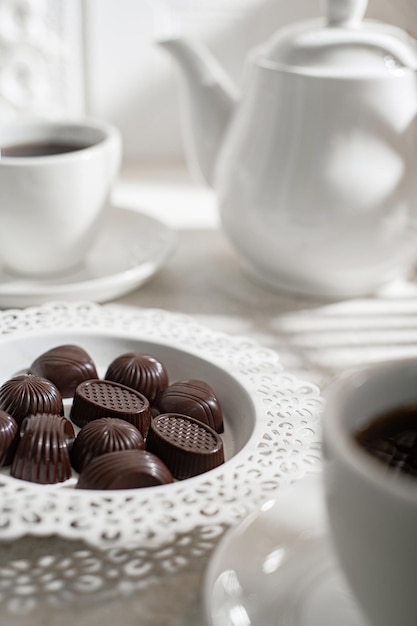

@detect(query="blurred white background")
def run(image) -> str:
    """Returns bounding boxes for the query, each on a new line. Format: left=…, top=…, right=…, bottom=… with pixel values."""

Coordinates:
left=0, top=0, right=415, bottom=163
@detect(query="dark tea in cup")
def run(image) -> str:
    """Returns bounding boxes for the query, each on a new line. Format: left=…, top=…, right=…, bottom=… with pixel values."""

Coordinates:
left=355, top=403, right=417, bottom=477
left=0, top=141, right=91, bottom=158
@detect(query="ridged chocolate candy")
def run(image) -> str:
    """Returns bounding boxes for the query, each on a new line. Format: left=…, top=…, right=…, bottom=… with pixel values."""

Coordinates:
left=11, top=413, right=75, bottom=484
left=146, top=413, right=225, bottom=480
left=71, top=417, right=145, bottom=473
left=105, top=352, right=168, bottom=402
left=70, top=379, right=152, bottom=436
left=0, top=374, right=64, bottom=426
left=0, top=410, right=19, bottom=466
left=76, top=449, right=174, bottom=490
left=154, top=380, right=224, bottom=433
left=28, top=344, right=98, bottom=398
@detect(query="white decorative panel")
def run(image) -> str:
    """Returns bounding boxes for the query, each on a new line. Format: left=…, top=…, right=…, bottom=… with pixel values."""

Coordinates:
left=0, top=0, right=85, bottom=120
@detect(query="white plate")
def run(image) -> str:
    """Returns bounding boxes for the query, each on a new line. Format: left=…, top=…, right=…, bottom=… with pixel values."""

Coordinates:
left=0, top=206, right=176, bottom=307
left=0, top=302, right=323, bottom=549
left=204, top=474, right=365, bottom=626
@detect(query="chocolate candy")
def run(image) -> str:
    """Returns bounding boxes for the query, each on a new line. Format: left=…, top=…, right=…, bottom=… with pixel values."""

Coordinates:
left=70, top=379, right=152, bottom=436
left=154, top=380, right=224, bottom=433
left=76, top=449, right=174, bottom=489
left=11, top=413, right=74, bottom=484
left=0, top=410, right=19, bottom=466
left=71, top=417, right=145, bottom=473
left=146, top=413, right=224, bottom=479
left=0, top=374, right=64, bottom=426
left=0, top=345, right=228, bottom=488
left=105, top=352, right=168, bottom=402
left=28, top=344, right=98, bottom=398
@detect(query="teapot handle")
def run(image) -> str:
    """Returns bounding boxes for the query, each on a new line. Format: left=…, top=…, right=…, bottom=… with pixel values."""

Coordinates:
left=322, top=0, right=368, bottom=25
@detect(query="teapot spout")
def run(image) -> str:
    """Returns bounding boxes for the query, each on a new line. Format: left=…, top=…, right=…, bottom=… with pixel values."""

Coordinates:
left=157, top=37, right=238, bottom=185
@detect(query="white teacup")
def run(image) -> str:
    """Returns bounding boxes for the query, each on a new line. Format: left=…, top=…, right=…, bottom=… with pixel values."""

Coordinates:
left=323, top=359, right=417, bottom=626
left=0, top=118, right=121, bottom=276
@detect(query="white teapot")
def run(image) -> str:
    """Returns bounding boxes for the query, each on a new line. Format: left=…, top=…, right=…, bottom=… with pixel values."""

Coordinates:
left=159, top=0, right=417, bottom=297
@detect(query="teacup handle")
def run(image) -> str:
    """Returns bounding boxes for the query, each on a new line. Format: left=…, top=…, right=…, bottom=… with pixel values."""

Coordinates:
left=322, top=0, right=368, bottom=25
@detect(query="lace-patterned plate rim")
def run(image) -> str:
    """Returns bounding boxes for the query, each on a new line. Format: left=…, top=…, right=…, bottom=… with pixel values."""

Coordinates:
left=0, top=302, right=324, bottom=548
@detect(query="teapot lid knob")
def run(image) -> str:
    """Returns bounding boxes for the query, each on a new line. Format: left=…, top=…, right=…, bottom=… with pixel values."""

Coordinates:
left=322, top=0, right=368, bottom=25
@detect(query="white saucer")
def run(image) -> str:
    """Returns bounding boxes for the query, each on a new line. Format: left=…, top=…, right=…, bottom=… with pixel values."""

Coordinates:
left=0, top=206, right=176, bottom=307
left=204, top=474, right=366, bottom=626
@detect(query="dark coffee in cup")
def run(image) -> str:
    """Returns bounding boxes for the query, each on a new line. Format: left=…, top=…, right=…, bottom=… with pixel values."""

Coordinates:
left=1, top=141, right=91, bottom=158
left=355, top=403, right=417, bottom=477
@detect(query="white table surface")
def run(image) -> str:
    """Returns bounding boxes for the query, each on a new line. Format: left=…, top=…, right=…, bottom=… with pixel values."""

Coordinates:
left=2, top=161, right=417, bottom=626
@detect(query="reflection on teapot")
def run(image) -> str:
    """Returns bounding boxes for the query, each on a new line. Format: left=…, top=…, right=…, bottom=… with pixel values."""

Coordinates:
left=159, top=0, right=417, bottom=298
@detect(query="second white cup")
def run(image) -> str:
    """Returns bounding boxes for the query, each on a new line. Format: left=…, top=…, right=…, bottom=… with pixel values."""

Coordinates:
left=323, top=359, right=417, bottom=626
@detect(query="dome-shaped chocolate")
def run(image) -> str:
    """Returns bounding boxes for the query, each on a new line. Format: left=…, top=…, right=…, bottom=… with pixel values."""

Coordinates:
left=105, top=352, right=168, bottom=402
left=154, top=380, right=224, bottom=433
left=0, top=410, right=19, bottom=466
left=146, top=413, right=224, bottom=480
left=28, top=344, right=98, bottom=398
left=11, top=413, right=74, bottom=484
left=70, top=379, right=152, bottom=436
left=71, top=417, right=145, bottom=473
left=0, top=374, right=64, bottom=426
left=76, top=449, right=174, bottom=490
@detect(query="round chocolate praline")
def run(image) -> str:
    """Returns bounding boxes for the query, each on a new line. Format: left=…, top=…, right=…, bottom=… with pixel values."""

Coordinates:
left=0, top=410, right=19, bottom=466
left=71, top=417, right=145, bottom=473
left=11, top=413, right=74, bottom=484
left=76, top=449, right=174, bottom=490
left=70, top=379, right=152, bottom=436
left=105, top=352, right=168, bottom=402
left=0, top=374, right=64, bottom=426
left=154, top=379, right=224, bottom=433
left=28, top=344, right=98, bottom=398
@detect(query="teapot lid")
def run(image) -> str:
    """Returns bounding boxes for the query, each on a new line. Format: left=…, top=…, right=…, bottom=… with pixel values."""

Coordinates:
left=260, top=0, right=417, bottom=75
